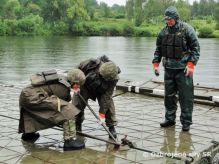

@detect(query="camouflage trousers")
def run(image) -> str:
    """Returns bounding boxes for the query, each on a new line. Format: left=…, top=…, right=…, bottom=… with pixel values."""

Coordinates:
left=72, top=86, right=117, bottom=128
left=63, top=119, right=76, bottom=140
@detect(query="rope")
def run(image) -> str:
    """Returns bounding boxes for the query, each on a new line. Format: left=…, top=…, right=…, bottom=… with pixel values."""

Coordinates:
left=57, top=97, right=61, bottom=112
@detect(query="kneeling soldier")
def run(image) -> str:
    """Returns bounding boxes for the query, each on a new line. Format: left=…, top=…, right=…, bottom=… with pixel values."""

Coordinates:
left=18, top=69, right=86, bottom=150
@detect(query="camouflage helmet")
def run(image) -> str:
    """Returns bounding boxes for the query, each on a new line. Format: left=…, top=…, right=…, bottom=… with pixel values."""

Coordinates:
left=99, top=62, right=119, bottom=81
left=67, top=68, right=85, bottom=86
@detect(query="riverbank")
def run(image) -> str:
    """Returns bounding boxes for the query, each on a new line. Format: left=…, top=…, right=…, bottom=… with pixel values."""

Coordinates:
left=0, top=18, right=218, bottom=38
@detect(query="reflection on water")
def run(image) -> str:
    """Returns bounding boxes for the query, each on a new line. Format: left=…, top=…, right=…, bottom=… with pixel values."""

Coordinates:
left=160, top=128, right=193, bottom=164
left=21, top=141, right=117, bottom=163
left=160, top=128, right=193, bottom=154
left=0, top=36, right=219, bottom=87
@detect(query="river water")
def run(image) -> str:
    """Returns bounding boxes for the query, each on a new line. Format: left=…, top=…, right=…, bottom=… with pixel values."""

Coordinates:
left=0, top=36, right=218, bottom=87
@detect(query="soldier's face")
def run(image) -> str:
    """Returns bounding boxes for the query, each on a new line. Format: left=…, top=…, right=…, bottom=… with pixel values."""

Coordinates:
left=165, top=18, right=176, bottom=27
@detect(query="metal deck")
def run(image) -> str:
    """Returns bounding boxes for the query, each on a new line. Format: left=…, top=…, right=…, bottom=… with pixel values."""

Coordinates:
left=0, top=80, right=218, bottom=164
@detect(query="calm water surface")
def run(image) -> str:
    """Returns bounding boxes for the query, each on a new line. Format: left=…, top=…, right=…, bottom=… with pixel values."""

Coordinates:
left=0, top=36, right=218, bottom=87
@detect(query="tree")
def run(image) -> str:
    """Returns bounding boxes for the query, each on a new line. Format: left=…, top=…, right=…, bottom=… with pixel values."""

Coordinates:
left=0, top=0, right=7, bottom=18
left=126, top=0, right=134, bottom=21
left=3, top=0, right=21, bottom=19
left=191, top=1, right=199, bottom=17
left=176, top=0, right=191, bottom=21
left=134, top=0, right=143, bottom=26
left=99, top=2, right=110, bottom=18
left=214, top=4, right=219, bottom=29
left=26, top=3, right=41, bottom=15
left=162, top=0, right=175, bottom=9
left=84, top=0, right=98, bottom=20
left=111, top=4, right=125, bottom=19
left=143, top=0, right=164, bottom=23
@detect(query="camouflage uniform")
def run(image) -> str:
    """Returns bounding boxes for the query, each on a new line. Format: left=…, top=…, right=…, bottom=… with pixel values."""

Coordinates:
left=72, top=56, right=120, bottom=130
left=152, top=6, right=200, bottom=127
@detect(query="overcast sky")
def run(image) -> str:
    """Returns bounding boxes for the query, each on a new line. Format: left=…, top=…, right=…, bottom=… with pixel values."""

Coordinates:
left=96, top=0, right=199, bottom=6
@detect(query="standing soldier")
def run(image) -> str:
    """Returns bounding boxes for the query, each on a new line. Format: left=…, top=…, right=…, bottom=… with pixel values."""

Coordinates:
left=152, top=6, right=200, bottom=131
left=72, top=55, right=120, bottom=139
left=19, top=69, right=86, bottom=150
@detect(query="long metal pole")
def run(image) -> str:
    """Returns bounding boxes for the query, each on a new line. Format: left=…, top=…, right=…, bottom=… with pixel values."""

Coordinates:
left=77, top=92, right=118, bottom=143
left=0, top=114, right=194, bottom=162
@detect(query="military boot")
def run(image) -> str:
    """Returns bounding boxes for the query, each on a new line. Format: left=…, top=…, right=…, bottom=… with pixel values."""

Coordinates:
left=63, top=120, right=85, bottom=151
left=108, top=126, right=117, bottom=139
left=64, top=138, right=85, bottom=151
left=160, top=121, right=175, bottom=128
left=182, top=124, right=190, bottom=131
left=21, top=132, right=40, bottom=142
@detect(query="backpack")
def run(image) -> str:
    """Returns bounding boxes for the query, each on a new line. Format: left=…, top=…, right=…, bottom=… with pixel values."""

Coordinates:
left=30, top=69, right=59, bottom=86
left=85, top=71, right=109, bottom=96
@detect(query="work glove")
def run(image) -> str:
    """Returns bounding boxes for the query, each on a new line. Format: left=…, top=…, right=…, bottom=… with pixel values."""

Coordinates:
left=99, top=113, right=105, bottom=119
left=185, top=62, right=195, bottom=76
left=153, top=63, right=160, bottom=76
left=72, top=84, right=80, bottom=94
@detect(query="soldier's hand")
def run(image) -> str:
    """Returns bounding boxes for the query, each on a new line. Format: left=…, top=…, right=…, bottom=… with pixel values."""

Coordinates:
left=153, top=63, right=160, bottom=77
left=154, top=69, right=160, bottom=76
left=72, top=84, right=80, bottom=94
left=185, top=62, right=194, bottom=76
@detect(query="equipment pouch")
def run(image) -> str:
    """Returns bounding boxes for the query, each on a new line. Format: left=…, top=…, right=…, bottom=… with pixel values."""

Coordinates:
left=30, top=69, right=59, bottom=86
left=42, top=70, right=59, bottom=82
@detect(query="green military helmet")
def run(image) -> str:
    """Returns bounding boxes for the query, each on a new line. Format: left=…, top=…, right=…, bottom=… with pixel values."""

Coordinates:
left=67, top=68, right=85, bottom=86
left=99, top=62, right=119, bottom=81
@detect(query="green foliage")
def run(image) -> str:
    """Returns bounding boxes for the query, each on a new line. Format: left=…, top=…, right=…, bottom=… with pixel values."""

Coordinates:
left=213, top=30, right=219, bottom=37
left=214, top=5, right=219, bottom=30
left=135, top=27, right=152, bottom=37
left=191, top=0, right=217, bottom=17
left=84, top=0, right=98, bottom=20
left=26, top=3, right=41, bottom=15
left=199, top=26, right=214, bottom=38
left=82, top=22, right=99, bottom=36
left=126, top=0, right=134, bottom=21
left=122, top=23, right=134, bottom=36
left=110, top=4, right=125, bottom=19
left=67, top=0, right=89, bottom=22
left=176, top=0, right=191, bottom=21
left=0, top=0, right=217, bottom=37
left=0, top=21, right=7, bottom=35
left=134, top=0, right=143, bottom=27
left=4, top=19, right=19, bottom=35
left=51, top=21, right=69, bottom=35
left=3, top=0, right=21, bottom=19
left=143, top=0, right=164, bottom=22
left=17, top=14, right=43, bottom=33
left=98, top=25, right=121, bottom=36
left=69, top=21, right=85, bottom=35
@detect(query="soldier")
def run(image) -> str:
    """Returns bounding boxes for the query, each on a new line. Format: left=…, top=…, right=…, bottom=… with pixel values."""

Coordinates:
left=72, top=55, right=120, bottom=139
left=152, top=6, right=200, bottom=131
left=19, top=69, right=86, bottom=150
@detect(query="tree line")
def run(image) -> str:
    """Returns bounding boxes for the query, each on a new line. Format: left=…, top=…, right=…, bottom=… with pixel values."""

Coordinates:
left=0, top=0, right=218, bottom=37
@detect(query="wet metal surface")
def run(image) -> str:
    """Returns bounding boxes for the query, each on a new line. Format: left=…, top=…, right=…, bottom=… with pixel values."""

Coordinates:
left=0, top=83, right=219, bottom=164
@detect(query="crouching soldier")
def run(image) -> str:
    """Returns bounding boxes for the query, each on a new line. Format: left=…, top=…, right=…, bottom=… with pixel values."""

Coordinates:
left=18, top=69, right=86, bottom=150
left=72, top=55, right=120, bottom=139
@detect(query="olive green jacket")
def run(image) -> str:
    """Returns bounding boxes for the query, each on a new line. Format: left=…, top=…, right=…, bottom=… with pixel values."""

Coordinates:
left=19, top=81, right=80, bottom=133
left=77, top=58, right=118, bottom=115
